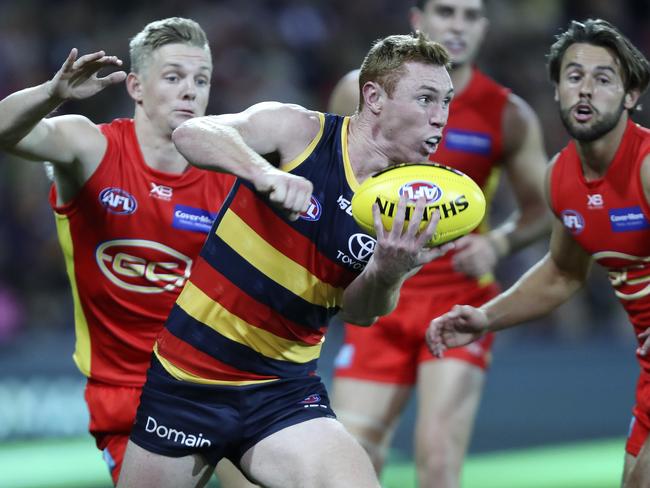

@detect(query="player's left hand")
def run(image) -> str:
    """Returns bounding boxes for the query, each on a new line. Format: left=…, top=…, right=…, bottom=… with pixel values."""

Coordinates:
left=452, top=234, right=498, bottom=277
left=370, top=195, right=452, bottom=282
left=637, top=327, right=650, bottom=356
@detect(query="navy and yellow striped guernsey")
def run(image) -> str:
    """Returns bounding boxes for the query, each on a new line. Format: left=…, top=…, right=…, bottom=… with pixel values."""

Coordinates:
left=154, top=113, right=374, bottom=385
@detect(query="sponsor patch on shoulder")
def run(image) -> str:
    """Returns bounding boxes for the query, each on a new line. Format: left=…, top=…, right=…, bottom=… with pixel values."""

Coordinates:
left=444, top=129, right=492, bottom=155
left=609, top=206, right=650, bottom=232
left=172, top=205, right=216, bottom=233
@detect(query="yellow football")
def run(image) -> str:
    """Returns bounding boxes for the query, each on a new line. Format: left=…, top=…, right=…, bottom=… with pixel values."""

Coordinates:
left=351, top=162, right=486, bottom=246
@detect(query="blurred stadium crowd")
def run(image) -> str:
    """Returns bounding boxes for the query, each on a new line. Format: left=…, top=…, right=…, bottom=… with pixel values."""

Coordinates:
left=0, top=0, right=649, bottom=365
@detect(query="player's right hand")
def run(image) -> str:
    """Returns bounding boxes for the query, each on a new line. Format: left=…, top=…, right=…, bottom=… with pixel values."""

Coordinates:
left=253, top=167, right=313, bottom=221
left=426, top=304, right=489, bottom=358
left=47, top=48, right=127, bottom=101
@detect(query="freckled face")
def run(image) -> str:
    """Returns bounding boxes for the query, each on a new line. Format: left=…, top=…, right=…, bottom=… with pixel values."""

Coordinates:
left=378, top=61, right=454, bottom=162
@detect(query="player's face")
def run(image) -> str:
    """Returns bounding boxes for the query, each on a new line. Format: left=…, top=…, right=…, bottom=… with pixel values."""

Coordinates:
left=379, top=61, right=453, bottom=161
left=556, top=43, right=635, bottom=142
left=411, top=0, right=487, bottom=68
left=136, top=43, right=212, bottom=135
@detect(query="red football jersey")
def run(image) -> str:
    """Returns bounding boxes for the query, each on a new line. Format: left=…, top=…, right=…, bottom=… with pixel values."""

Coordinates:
left=49, top=118, right=234, bottom=387
left=550, top=120, right=650, bottom=371
left=407, top=69, right=510, bottom=292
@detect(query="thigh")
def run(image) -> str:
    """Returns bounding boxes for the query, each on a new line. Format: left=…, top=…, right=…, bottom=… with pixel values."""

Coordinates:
left=332, top=377, right=411, bottom=446
left=415, top=359, right=485, bottom=448
left=240, top=418, right=380, bottom=488
left=215, top=458, right=259, bottom=488
left=118, top=440, right=214, bottom=488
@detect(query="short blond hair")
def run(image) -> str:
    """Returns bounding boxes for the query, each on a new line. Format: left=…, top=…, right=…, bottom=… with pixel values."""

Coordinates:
left=129, top=17, right=210, bottom=74
left=358, top=32, right=450, bottom=109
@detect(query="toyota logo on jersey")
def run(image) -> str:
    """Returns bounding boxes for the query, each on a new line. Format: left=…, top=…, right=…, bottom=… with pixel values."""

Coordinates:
left=398, top=181, right=443, bottom=204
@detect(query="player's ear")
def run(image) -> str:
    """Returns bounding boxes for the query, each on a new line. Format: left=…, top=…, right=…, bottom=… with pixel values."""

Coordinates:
left=361, top=81, right=384, bottom=115
left=126, top=73, right=143, bottom=104
left=624, top=89, right=640, bottom=111
left=409, top=7, right=423, bottom=32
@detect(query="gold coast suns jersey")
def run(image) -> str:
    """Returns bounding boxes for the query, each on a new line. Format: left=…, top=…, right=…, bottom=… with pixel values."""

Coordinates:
left=50, top=119, right=234, bottom=387
left=154, top=113, right=374, bottom=385
left=550, top=119, right=650, bottom=371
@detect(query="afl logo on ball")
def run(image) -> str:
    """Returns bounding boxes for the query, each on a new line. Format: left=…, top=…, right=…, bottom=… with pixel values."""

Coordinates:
left=99, top=187, right=138, bottom=215
left=399, top=181, right=443, bottom=204
left=299, top=195, right=322, bottom=221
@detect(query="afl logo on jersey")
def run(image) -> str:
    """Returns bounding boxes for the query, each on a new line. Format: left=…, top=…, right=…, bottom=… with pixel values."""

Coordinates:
left=299, top=196, right=322, bottom=221
left=99, top=187, right=138, bottom=215
left=96, top=239, right=193, bottom=293
left=399, top=181, right=443, bottom=204
left=561, top=209, right=585, bottom=235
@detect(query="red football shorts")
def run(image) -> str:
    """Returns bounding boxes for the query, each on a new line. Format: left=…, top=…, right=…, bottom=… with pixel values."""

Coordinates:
left=627, top=372, right=650, bottom=456
left=84, top=380, right=142, bottom=485
left=334, top=283, right=498, bottom=385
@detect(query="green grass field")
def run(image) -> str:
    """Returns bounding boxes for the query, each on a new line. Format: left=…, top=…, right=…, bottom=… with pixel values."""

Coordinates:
left=0, top=436, right=624, bottom=488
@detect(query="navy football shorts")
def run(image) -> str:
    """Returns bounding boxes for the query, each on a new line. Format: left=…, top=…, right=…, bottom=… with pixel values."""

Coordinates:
left=130, top=355, right=336, bottom=466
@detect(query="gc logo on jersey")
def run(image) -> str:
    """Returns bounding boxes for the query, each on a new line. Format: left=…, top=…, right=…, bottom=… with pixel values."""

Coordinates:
left=299, top=196, right=322, bottom=221
left=99, top=187, right=138, bottom=215
left=561, top=209, right=585, bottom=235
left=96, top=239, right=192, bottom=293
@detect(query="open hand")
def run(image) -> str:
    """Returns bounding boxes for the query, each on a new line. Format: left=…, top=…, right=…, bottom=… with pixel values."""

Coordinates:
left=426, top=304, right=489, bottom=357
left=47, top=48, right=127, bottom=101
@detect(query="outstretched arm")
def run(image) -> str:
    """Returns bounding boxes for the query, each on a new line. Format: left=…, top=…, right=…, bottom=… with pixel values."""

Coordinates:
left=0, top=49, right=126, bottom=165
left=427, top=161, right=591, bottom=355
left=452, top=93, right=551, bottom=277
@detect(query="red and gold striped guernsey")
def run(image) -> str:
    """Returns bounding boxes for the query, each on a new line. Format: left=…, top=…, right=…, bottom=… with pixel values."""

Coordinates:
left=154, top=113, right=372, bottom=385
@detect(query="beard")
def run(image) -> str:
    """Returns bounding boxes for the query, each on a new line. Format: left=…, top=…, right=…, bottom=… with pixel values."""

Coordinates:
left=559, top=100, right=625, bottom=142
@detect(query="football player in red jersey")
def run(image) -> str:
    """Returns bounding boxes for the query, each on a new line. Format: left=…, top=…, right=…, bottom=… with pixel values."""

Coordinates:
left=428, top=19, right=650, bottom=488
left=0, top=17, right=253, bottom=488
left=328, top=1, right=549, bottom=486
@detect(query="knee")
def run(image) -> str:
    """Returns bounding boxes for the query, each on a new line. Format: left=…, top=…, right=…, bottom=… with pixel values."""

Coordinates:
left=415, top=426, right=463, bottom=485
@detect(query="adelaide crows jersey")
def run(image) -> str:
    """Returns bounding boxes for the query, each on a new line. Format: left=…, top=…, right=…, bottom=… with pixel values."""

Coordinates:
left=154, top=113, right=374, bottom=385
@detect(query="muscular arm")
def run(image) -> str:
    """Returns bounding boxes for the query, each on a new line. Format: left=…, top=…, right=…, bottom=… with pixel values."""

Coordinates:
left=340, top=200, right=446, bottom=326
left=490, top=93, right=551, bottom=255
left=172, top=102, right=321, bottom=220
left=428, top=161, right=590, bottom=353
left=481, top=218, right=591, bottom=330
left=0, top=49, right=126, bottom=199
left=452, top=94, right=550, bottom=276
